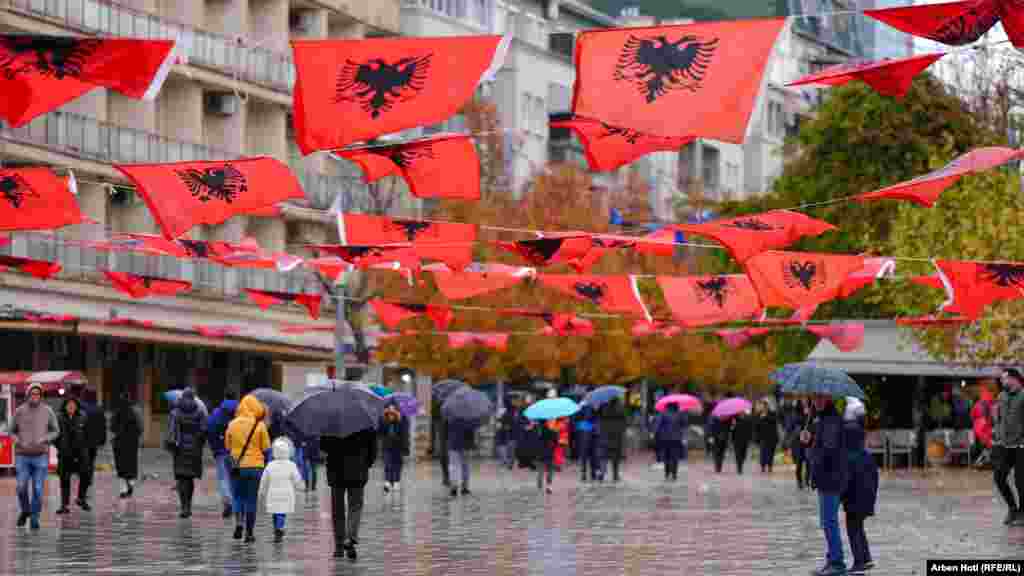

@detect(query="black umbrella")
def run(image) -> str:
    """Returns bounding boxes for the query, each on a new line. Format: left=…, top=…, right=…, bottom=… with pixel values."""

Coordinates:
left=286, top=380, right=387, bottom=439
left=442, top=386, right=493, bottom=422
left=432, top=379, right=467, bottom=403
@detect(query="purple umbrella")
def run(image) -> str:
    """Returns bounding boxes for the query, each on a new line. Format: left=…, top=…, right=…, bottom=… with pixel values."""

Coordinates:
left=388, top=392, right=420, bottom=418
left=711, top=397, right=752, bottom=419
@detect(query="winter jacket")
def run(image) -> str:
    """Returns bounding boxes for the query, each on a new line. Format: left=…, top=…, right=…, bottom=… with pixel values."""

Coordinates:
left=534, top=421, right=559, bottom=463
left=323, top=427, right=377, bottom=488
left=56, top=402, right=89, bottom=476
left=656, top=410, right=686, bottom=443
left=225, top=395, right=271, bottom=469
left=258, top=437, right=305, bottom=514
left=207, top=399, right=239, bottom=457
left=111, top=399, right=142, bottom=480
left=380, top=413, right=410, bottom=456
left=306, top=434, right=321, bottom=463
left=81, top=400, right=107, bottom=450
left=810, top=404, right=849, bottom=493
left=600, top=404, right=628, bottom=458
left=841, top=419, right=878, bottom=516
left=732, top=415, right=753, bottom=449
left=997, top=388, right=1024, bottom=447
left=756, top=411, right=779, bottom=447
left=446, top=418, right=477, bottom=452
left=11, top=390, right=59, bottom=456
left=168, top=391, right=207, bottom=479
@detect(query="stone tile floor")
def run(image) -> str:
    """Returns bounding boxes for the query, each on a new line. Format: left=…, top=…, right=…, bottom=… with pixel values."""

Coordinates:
left=0, top=451, right=1019, bottom=575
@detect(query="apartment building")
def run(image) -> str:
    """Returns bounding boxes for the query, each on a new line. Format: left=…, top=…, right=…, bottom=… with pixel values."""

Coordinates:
left=0, top=0, right=402, bottom=445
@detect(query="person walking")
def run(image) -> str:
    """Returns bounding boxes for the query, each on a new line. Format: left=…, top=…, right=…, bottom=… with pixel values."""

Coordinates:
left=756, top=401, right=780, bottom=473
left=658, top=404, right=685, bottom=481
left=12, top=383, right=59, bottom=530
left=805, top=395, right=849, bottom=576
left=305, top=434, right=321, bottom=492
left=600, top=398, right=627, bottom=483
left=167, top=388, right=207, bottom=519
left=322, top=428, right=377, bottom=560
left=207, top=395, right=239, bottom=517
left=56, top=396, right=90, bottom=515
left=380, top=404, right=409, bottom=493
left=434, top=400, right=451, bottom=487
left=841, top=398, right=879, bottom=575
left=994, top=368, right=1024, bottom=526
left=71, top=385, right=105, bottom=510
left=533, top=419, right=559, bottom=494
left=225, top=394, right=271, bottom=542
left=447, top=418, right=476, bottom=497
left=110, top=393, right=142, bottom=498
left=732, top=411, right=752, bottom=475
left=789, top=400, right=814, bottom=490
left=576, top=405, right=596, bottom=482
left=710, top=416, right=730, bottom=474
left=258, top=436, right=305, bottom=543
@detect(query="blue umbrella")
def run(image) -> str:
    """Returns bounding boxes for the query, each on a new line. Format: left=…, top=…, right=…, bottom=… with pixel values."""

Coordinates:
left=370, top=385, right=393, bottom=397
left=524, top=397, right=580, bottom=421
left=286, top=380, right=387, bottom=439
left=581, top=386, right=625, bottom=408
left=770, top=362, right=865, bottom=399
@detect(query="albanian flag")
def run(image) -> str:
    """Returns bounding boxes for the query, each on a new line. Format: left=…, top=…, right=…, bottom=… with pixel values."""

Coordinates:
left=430, top=264, right=533, bottom=301
left=0, top=255, right=61, bottom=279
left=0, top=168, right=86, bottom=231
left=571, top=19, right=786, bottom=142
left=675, top=210, right=836, bottom=264
left=369, top=299, right=453, bottom=331
left=806, top=323, right=866, bottom=353
left=313, top=244, right=420, bottom=269
left=549, top=114, right=694, bottom=172
left=334, top=134, right=481, bottom=200
left=541, top=313, right=595, bottom=337
left=569, top=236, right=637, bottom=274
left=935, top=259, right=1024, bottom=319
left=656, top=274, right=762, bottom=327
left=635, top=228, right=685, bottom=258
left=116, top=157, right=305, bottom=239
left=632, top=320, right=683, bottom=338
left=744, top=251, right=866, bottom=312
left=447, top=332, right=509, bottom=352
left=856, top=147, right=1024, bottom=207
left=537, top=274, right=650, bottom=319
left=194, top=325, right=243, bottom=338
left=0, top=36, right=176, bottom=127
left=839, top=257, right=897, bottom=298
left=498, top=234, right=594, bottom=267
left=863, top=0, right=1000, bottom=46
left=103, top=271, right=191, bottom=299
left=244, top=289, right=322, bottom=320
left=291, top=34, right=509, bottom=153
left=338, top=212, right=475, bottom=271
left=787, top=53, right=945, bottom=98
left=716, top=327, right=772, bottom=349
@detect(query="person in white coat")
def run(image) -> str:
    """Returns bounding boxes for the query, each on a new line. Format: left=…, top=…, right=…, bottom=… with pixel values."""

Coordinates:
left=258, top=437, right=306, bottom=543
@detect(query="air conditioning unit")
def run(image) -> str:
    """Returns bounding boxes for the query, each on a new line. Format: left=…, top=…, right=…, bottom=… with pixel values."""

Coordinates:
left=205, top=92, right=239, bottom=116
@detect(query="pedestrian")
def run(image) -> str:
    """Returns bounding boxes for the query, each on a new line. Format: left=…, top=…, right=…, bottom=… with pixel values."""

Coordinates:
left=305, top=433, right=321, bottom=492
left=600, top=398, right=627, bottom=483
left=756, top=401, right=780, bottom=473
left=110, top=393, right=142, bottom=498
left=322, top=427, right=377, bottom=560
left=497, top=405, right=516, bottom=470
left=56, top=396, right=90, bottom=515
left=258, top=436, right=305, bottom=543
left=225, top=394, right=271, bottom=542
left=805, top=395, right=849, bottom=576
left=447, top=417, right=476, bottom=497
left=994, top=368, right=1024, bottom=526
left=380, top=404, right=409, bottom=493
left=658, top=403, right=685, bottom=481
left=532, top=418, right=558, bottom=494
left=167, top=388, right=207, bottom=519
left=576, top=405, right=596, bottom=482
left=651, top=410, right=666, bottom=469
left=553, top=416, right=569, bottom=471
left=74, top=385, right=106, bottom=509
left=710, top=416, right=730, bottom=473
left=434, top=400, right=451, bottom=487
left=12, top=383, right=59, bottom=530
left=732, top=410, right=752, bottom=475
left=207, top=395, right=239, bottom=517
left=841, top=398, right=878, bottom=575
left=515, top=406, right=535, bottom=470
left=789, top=400, right=814, bottom=489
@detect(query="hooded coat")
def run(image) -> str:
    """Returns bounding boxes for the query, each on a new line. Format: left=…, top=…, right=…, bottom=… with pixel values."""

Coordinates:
left=600, top=401, right=628, bottom=459
left=168, top=389, right=207, bottom=479
left=56, top=399, right=89, bottom=476
left=110, top=395, right=143, bottom=480
left=258, top=437, right=305, bottom=514
left=225, top=395, right=271, bottom=470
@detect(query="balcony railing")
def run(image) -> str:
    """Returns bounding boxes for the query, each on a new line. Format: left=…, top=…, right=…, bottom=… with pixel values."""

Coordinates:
left=405, top=0, right=493, bottom=31
left=6, top=0, right=295, bottom=92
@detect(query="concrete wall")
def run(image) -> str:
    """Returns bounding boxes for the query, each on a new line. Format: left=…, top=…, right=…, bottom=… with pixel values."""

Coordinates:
left=158, top=78, right=204, bottom=146
left=249, top=0, right=289, bottom=52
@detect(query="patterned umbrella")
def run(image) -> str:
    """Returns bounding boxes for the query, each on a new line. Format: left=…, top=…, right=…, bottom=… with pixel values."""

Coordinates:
left=770, top=362, right=865, bottom=399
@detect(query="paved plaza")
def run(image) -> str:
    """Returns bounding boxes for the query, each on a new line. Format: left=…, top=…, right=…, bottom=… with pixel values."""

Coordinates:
left=0, top=450, right=1020, bottom=575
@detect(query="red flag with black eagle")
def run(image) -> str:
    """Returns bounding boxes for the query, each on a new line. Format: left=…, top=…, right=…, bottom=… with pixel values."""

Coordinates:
left=447, top=332, right=509, bottom=352
left=743, top=251, right=866, bottom=312
left=632, top=320, right=683, bottom=338
left=540, top=313, right=595, bottom=337
left=549, top=114, right=695, bottom=172
left=806, top=323, right=866, bottom=353
left=839, top=257, right=896, bottom=298
left=244, top=289, right=323, bottom=320
left=787, top=53, right=946, bottom=98
left=497, top=234, right=594, bottom=268
left=430, top=264, right=533, bottom=301
left=675, top=210, right=836, bottom=264
left=0, top=36, right=177, bottom=128
left=0, top=255, right=61, bottom=279
left=571, top=19, right=786, bottom=142
left=537, top=274, right=650, bottom=318
left=856, top=147, right=1024, bottom=207
left=569, top=236, right=637, bottom=274
left=716, top=327, right=772, bottom=349
left=369, top=299, right=453, bottom=331
left=115, top=157, right=306, bottom=240
left=102, top=271, right=191, bottom=299
left=863, top=0, right=1000, bottom=46
left=656, top=274, right=762, bottom=327
left=0, top=167, right=86, bottom=231
left=934, top=259, right=1024, bottom=319
left=334, top=133, right=481, bottom=200
left=291, top=35, right=509, bottom=153
left=338, top=212, right=475, bottom=271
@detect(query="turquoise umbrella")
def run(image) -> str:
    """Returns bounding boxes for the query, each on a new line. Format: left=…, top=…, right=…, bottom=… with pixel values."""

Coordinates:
left=524, top=397, right=581, bottom=421
left=770, top=362, right=865, bottom=399
left=370, top=385, right=393, bottom=397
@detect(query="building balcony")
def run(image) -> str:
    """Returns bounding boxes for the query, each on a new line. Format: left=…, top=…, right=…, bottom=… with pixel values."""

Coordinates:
left=5, top=0, right=295, bottom=92
left=402, top=0, right=494, bottom=32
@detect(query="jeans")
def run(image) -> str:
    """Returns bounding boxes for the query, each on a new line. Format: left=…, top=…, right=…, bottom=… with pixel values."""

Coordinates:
left=818, top=492, right=845, bottom=568
left=846, top=512, right=872, bottom=566
left=537, top=460, right=554, bottom=489
left=16, top=454, right=48, bottom=519
left=384, top=448, right=403, bottom=484
left=331, top=484, right=365, bottom=544
left=233, top=468, right=262, bottom=533
left=293, top=447, right=306, bottom=482
left=214, top=454, right=234, bottom=509
left=273, top=513, right=287, bottom=531
left=497, top=442, right=516, bottom=469
left=448, top=449, right=469, bottom=489
left=994, top=446, right=1024, bottom=511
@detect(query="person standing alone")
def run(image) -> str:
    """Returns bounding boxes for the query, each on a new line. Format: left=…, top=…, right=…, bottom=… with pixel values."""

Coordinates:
left=12, top=383, right=59, bottom=530
left=994, top=368, right=1024, bottom=526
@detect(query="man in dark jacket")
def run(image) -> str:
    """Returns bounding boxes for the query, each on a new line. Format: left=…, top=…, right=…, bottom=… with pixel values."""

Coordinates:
left=322, top=428, right=377, bottom=561
left=207, top=397, right=239, bottom=517
left=72, top=385, right=106, bottom=509
left=995, top=368, right=1024, bottom=526
left=56, top=397, right=90, bottom=515
left=447, top=418, right=476, bottom=497
left=806, top=396, right=849, bottom=576
left=732, top=412, right=753, bottom=475
left=710, top=417, right=730, bottom=473
left=167, top=388, right=206, bottom=519
left=658, top=404, right=685, bottom=481
left=600, top=399, right=627, bottom=482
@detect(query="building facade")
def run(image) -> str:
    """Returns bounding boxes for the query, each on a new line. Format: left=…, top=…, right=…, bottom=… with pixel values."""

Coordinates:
left=0, top=0, right=403, bottom=445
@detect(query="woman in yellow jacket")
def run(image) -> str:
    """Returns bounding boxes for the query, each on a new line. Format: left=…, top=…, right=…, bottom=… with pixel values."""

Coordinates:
left=225, top=395, right=271, bottom=543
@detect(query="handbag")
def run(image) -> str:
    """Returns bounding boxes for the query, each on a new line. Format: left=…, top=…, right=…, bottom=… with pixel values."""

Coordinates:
left=229, top=421, right=259, bottom=478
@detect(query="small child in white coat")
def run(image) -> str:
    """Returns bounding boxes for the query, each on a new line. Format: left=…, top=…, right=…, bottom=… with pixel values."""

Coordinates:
left=258, top=437, right=306, bottom=542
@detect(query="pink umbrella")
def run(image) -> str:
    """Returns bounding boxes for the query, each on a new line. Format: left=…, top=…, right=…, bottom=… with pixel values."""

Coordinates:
left=655, top=394, right=703, bottom=413
left=711, top=397, right=752, bottom=419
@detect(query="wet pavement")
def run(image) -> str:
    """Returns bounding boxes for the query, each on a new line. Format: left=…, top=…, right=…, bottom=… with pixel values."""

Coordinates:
left=0, top=450, right=1020, bottom=575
